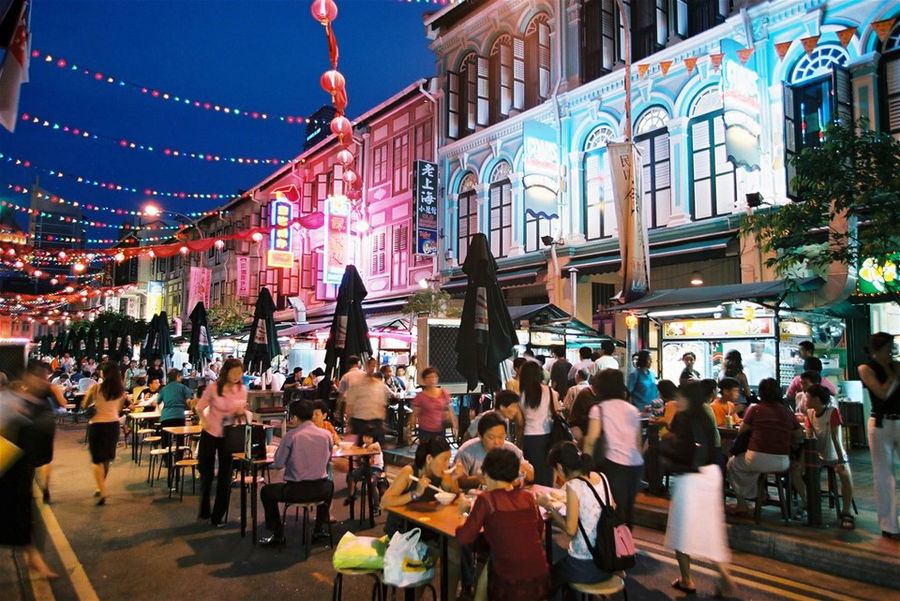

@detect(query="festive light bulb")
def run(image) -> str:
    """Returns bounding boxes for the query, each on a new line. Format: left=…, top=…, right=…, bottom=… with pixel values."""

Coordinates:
left=64, top=286, right=74, bottom=293
left=147, top=249, right=155, bottom=258
left=143, top=204, right=162, bottom=217
left=310, top=0, right=338, bottom=24
left=13, top=260, right=23, bottom=269
left=33, top=270, right=43, bottom=278
left=57, top=251, right=67, bottom=260
left=72, top=262, right=86, bottom=273
left=214, top=239, right=225, bottom=249
left=179, top=246, right=188, bottom=255
left=114, top=252, right=125, bottom=262
left=251, top=232, right=264, bottom=243
left=50, top=278, right=58, bottom=285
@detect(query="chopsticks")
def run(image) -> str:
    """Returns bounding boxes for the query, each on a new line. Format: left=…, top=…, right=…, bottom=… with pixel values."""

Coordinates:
left=408, top=475, right=444, bottom=494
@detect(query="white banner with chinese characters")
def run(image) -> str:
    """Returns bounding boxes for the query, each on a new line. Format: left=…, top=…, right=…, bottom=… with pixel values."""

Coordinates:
left=187, top=267, right=211, bottom=314
left=236, top=256, right=250, bottom=297
left=608, top=142, right=650, bottom=302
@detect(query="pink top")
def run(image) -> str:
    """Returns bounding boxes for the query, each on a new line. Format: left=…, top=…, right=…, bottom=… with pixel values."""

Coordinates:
left=196, top=382, right=248, bottom=438
left=413, top=388, right=451, bottom=432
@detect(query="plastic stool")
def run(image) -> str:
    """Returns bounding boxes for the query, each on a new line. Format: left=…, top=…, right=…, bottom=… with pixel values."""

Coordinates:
left=331, top=568, right=382, bottom=601
left=282, top=501, right=334, bottom=558
left=570, top=575, right=627, bottom=600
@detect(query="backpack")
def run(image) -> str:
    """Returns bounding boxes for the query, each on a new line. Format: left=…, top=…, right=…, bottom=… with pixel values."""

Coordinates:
left=575, top=474, right=636, bottom=572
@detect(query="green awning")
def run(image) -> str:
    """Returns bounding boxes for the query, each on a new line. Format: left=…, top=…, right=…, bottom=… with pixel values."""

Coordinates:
left=563, top=234, right=735, bottom=276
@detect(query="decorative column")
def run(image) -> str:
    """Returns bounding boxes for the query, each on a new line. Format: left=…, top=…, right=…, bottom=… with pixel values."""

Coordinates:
left=508, top=173, right=525, bottom=256
left=665, top=116, right=692, bottom=226
left=566, top=149, right=587, bottom=245
left=850, top=52, right=881, bottom=130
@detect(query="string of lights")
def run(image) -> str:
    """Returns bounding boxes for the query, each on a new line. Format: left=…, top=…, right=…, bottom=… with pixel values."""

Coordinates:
left=1, top=198, right=183, bottom=230
left=31, top=48, right=333, bottom=127
left=7, top=185, right=227, bottom=217
left=19, top=112, right=291, bottom=166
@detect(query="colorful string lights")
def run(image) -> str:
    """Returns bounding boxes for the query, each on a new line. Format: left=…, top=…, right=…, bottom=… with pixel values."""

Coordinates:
left=19, top=112, right=290, bottom=166
left=31, top=48, right=333, bottom=127
left=1, top=198, right=183, bottom=230
left=7, top=185, right=227, bottom=217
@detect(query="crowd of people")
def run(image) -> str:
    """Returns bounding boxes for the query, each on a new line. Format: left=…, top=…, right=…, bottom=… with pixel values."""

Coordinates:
left=0, top=330, right=897, bottom=599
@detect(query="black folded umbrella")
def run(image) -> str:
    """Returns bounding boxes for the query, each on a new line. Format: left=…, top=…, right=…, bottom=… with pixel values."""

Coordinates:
left=322, top=265, right=372, bottom=390
left=85, top=323, right=98, bottom=360
left=157, top=311, right=174, bottom=371
left=40, top=334, right=53, bottom=356
left=243, top=288, right=280, bottom=374
left=141, top=314, right=159, bottom=361
left=52, top=329, right=66, bottom=357
left=455, top=233, right=518, bottom=391
left=188, top=301, right=213, bottom=370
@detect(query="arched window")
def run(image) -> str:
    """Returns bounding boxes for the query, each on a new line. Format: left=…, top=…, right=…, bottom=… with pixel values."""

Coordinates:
left=447, top=53, right=485, bottom=139
left=582, top=125, right=617, bottom=240
left=488, top=162, right=513, bottom=258
left=489, top=35, right=513, bottom=124
left=634, top=107, right=671, bottom=228
left=525, top=14, right=551, bottom=109
left=879, top=20, right=900, bottom=139
left=783, top=44, right=851, bottom=196
left=457, top=173, right=479, bottom=263
left=688, top=87, right=737, bottom=220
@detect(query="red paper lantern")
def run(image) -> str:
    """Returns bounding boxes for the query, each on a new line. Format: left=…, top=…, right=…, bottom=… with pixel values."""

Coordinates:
left=320, top=70, right=345, bottom=96
left=346, top=189, right=362, bottom=201
left=310, top=0, right=338, bottom=24
left=336, top=149, right=354, bottom=166
left=342, top=169, right=358, bottom=186
left=330, top=115, right=353, bottom=139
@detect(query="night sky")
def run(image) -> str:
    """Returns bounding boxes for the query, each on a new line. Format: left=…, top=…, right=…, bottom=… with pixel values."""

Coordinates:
left=0, top=0, right=435, bottom=240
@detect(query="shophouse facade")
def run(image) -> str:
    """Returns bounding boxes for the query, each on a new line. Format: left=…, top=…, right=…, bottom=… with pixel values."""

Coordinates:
left=426, top=0, right=900, bottom=341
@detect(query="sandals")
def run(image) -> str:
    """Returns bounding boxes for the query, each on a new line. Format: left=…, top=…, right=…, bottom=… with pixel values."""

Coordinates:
left=840, top=513, right=855, bottom=530
left=672, top=578, right=697, bottom=594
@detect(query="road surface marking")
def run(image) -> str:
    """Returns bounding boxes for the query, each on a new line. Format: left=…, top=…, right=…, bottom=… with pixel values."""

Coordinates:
left=29, top=569, right=54, bottom=601
left=33, top=483, right=100, bottom=601
left=638, top=542, right=859, bottom=601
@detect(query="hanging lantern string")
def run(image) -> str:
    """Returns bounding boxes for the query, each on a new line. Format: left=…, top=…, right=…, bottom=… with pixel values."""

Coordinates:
left=30, top=48, right=331, bottom=127
left=6, top=185, right=227, bottom=218
left=19, top=112, right=291, bottom=166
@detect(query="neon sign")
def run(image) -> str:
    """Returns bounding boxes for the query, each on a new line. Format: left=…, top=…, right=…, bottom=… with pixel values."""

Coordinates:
left=267, top=188, right=295, bottom=269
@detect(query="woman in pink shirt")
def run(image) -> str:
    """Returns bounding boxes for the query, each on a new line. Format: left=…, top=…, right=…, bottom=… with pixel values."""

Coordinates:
left=195, top=358, right=248, bottom=526
left=410, top=366, right=457, bottom=445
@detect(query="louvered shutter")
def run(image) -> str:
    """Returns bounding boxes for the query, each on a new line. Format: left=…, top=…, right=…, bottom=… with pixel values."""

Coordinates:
left=831, top=65, right=853, bottom=126
left=464, top=61, right=477, bottom=134
left=886, top=57, right=900, bottom=139
left=538, top=20, right=551, bottom=100
left=512, top=37, right=525, bottom=110
left=783, top=84, right=798, bottom=199
left=446, top=71, right=460, bottom=139
left=476, top=55, right=490, bottom=127
left=500, top=41, right=512, bottom=116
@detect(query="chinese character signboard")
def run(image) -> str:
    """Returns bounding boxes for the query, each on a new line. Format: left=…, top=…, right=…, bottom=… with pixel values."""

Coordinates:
left=267, top=193, right=295, bottom=269
left=187, top=267, right=211, bottom=316
left=522, top=121, right=560, bottom=219
left=323, top=196, right=350, bottom=284
left=147, top=280, right=163, bottom=316
left=608, top=142, right=649, bottom=302
left=663, top=318, right=775, bottom=340
left=236, top=256, right=250, bottom=297
left=413, top=160, right=438, bottom=255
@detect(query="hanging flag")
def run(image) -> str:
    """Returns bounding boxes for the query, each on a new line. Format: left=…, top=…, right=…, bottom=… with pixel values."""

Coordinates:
left=737, top=48, right=754, bottom=65
left=710, top=53, right=724, bottom=71
left=608, top=142, right=649, bottom=303
left=0, top=0, right=29, bottom=133
left=836, top=26, right=857, bottom=48
left=657, top=60, right=672, bottom=76
left=872, top=18, right=896, bottom=43
left=774, top=41, right=792, bottom=60
left=637, top=63, right=650, bottom=78
left=801, top=35, right=820, bottom=57
left=683, top=56, right=698, bottom=75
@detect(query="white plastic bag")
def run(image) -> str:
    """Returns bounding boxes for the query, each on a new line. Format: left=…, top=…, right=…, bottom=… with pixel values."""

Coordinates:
left=382, top=528, right=435, bottom=588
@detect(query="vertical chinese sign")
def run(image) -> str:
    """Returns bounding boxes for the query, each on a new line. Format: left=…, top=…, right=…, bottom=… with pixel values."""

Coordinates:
left=323, top=196, right=350, bottom=284
left=267, top=188, right=295, bottom=269
left=413, top=160, right=438, bottom=255
left=236, top=256, right=250, bottom=297
left=607, top=142, right=650, bottom=302
left=187, top=266, right=211, bottom=315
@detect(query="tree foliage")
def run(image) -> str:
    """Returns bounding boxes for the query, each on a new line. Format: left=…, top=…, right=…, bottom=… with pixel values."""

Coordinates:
left=741, top=121, right=900, bottom=289
left=207, top=300, right=247, bottom=336
left=402, top=289, right=460, bottom=318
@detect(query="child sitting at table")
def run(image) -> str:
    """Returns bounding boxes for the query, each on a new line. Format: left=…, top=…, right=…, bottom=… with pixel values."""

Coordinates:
left=805, top=384, right=856, bottom=529
left=344, top=425, right=384, bottom=505
left=711, top=378, right=741, bottom=427
left=456, top=448, right=550, bottom=601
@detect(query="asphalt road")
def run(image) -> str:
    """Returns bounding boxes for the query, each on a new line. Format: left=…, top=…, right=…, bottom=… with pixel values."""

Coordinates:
left=4, top=423, right=894, bottom=601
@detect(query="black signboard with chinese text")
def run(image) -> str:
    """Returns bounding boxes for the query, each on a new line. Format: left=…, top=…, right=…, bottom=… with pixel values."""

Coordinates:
left=413, top=160, right=438, bottom=256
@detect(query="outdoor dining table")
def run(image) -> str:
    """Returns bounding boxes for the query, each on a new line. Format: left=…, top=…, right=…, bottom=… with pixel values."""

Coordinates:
left=332, top=444, right=380, bottom=527
left=161, top=424, right=202, bottom=489
left=127, top=411, right=161, bottom=461
left=385, top=484, right=557, bottom=601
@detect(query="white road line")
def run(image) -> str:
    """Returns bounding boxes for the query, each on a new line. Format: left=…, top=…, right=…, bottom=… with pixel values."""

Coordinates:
left=32, top=483, right=100, bottom=601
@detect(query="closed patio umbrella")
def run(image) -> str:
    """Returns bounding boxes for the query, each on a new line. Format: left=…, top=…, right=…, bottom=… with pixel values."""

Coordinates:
left=141, top=314, right=159, bottom=361
left=156, top=311, right=174, bottom=371
left=455, top=233, right=518, bottom=391
left=85, top=323, right=98, bottom=361
left=52, top=329, right=66, bottom=357
left=40, top=334, right=53, bottom=356
left=322, top=265, right=372, bottom=392
left=188, top=301, right=213, bottom=370
left=243, top=287, right=280, bottom=374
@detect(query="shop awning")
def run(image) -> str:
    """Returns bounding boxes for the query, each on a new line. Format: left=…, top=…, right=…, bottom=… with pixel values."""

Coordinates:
left=277, top=321, right=332, bottom=337
left=614, top=277, right=825, bottom=312
left=444, top=262, right=543, bottom=292
left=508, top=303, right=623, bottom=346
left=562, top=234, right=735, bottom=276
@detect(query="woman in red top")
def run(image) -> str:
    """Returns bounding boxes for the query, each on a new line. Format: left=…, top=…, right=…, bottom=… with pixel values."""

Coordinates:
left=456, top=448, right=550, bottom=601
left=410, top=366, right=457, bottom=444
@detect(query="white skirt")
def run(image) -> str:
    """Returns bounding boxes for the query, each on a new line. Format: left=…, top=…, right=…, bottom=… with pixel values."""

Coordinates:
left=664, top=464, right=731, bottom=563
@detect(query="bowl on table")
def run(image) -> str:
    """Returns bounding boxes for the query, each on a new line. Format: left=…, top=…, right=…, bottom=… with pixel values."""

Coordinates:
left=435, top=491, right=457, bottom=505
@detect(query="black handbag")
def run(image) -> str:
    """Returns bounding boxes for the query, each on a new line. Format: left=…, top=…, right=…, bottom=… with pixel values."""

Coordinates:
left=549, top=389, right=574, bottom=446
left=222, top=417, right=247, bottom=455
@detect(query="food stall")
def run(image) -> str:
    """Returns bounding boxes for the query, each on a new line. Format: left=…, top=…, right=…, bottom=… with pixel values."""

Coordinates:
left=508, top=303, right=623, bottom=364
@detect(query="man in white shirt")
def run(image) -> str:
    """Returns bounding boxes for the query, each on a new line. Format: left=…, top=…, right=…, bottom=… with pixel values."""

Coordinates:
left=336, top=356, right=368, bottom=424
left=568, top=346, right=597, bottom=381
left=595, top=340, right=619, bottom=371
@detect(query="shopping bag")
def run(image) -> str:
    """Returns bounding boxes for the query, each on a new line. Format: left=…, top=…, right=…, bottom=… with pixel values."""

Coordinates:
left=331, top=532, right=388, bottom=570
left=382, top=528, right=435, bottom=588
left=0, top=436, right=24, bottom=477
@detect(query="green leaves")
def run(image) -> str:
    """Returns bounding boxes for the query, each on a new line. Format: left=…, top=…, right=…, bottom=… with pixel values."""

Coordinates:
left=207, top=300, right=247, bottom=336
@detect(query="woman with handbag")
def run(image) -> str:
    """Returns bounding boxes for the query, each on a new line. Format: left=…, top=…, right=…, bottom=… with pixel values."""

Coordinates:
left=519, top=361, right=560, bottom=486
left=582, top=369, right=644, bottom=528
left=662, top=381, right=736, bottom=597
left=195, top=358, right=248, bottom=526
left=85, top=361, right=127, bottom=505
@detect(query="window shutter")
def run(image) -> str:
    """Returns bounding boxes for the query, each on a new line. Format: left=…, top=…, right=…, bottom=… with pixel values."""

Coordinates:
left=476, top=55, right=490, bottom=127
left=500, top=41, right=512, bottom=116
left=525, top=30, right=539, bottom=108
left=783, top=84, right=798, bottom=199
left=831, top=65, right=853, bottom=126
left=464, top=61, right=477, bottom=134
left=886, top=56, right=900, bottom=138
left=513, top=36, right=525, bottom=110
left=301, top=253, right=313, bottom=289
left=302, top=180, right=314, bottom=213
left=332, top=164, right=344, bottom=197
left=446, top=71, right=460, bottom=139
left=538, top=20, right=551, bottom=100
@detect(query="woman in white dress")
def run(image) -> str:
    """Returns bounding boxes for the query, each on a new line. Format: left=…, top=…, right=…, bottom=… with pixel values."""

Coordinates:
left=663, top=380, right=736, bottom=597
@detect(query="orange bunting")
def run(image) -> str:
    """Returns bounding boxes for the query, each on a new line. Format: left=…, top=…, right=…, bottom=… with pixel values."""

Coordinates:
left=737, top=48, right=754, bottom=64
left=872, top=18, right=896, bottom=43
left=683, top=56, right=698, bottom=75
left=637, top=64, right=650, bottom=78
left=801, top=35, right=820, bottom=56
left=836, top=26, right=857, bottom=48
left=659, top=60, right=672, bottom=76
left=774, top=41, right=792, bottom=60
left=709, top=53, right=724, bottom=71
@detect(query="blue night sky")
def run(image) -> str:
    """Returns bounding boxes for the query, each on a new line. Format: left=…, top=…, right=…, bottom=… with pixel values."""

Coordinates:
left=0, top=0, right=435, bottom=238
